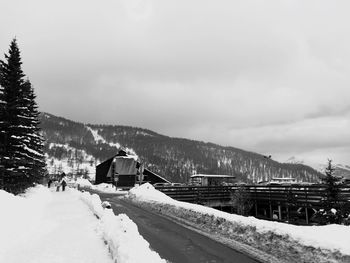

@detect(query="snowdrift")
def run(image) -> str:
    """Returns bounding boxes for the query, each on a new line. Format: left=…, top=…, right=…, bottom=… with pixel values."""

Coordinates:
left=76, top=179, right=128, bottom=194
left=80, top=191, right=166, bottom=263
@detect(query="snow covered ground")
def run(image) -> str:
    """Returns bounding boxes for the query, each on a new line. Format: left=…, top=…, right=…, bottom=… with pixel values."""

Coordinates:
left=2, top=182, right=350, bottom=263
left=126, top=183, right=350, bottom=263
left=0, top=185, right=164, bottom=263
left=0, top=186, right=113, bottom=263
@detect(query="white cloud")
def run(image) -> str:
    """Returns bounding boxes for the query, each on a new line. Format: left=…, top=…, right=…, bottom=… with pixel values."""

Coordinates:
left=1, top=0, right=350, bottom=165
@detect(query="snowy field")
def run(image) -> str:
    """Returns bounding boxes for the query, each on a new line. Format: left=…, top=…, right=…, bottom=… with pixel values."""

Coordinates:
left=0, top=185, right=164, bottom=263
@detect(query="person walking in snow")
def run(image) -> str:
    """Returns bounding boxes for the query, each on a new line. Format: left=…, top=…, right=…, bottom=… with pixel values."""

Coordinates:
left=60, top=173, right=67, bottom=191
left=48, top=179, right=53, bottom=188
left=55, top=180, right=60, bottom=192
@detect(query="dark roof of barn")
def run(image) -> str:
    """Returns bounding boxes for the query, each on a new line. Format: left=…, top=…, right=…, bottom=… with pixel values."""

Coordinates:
left=143, top=168, right=171, bottom=183
left=96, top=156, right=114, bottom=176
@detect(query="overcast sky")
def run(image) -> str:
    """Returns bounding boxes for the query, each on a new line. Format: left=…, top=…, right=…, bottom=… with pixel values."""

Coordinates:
left=1, top=0, right=349, bottom=166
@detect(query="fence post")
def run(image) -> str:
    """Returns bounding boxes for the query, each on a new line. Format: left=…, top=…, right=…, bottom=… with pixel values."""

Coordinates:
left=269, top=202, right=273, bottom=219
left=278, top=205, right=282, bottom=220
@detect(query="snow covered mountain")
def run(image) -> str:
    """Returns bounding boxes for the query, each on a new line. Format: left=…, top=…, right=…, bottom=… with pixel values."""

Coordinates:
left=284, top=156, right=305, bottom=165
left=333, top=164, right=350, bottom=180
left=40, top=112, right=323, bottom=183
left=285, top=156, right=350, bottom=181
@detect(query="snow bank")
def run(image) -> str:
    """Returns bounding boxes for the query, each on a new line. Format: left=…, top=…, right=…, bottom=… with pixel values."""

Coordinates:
left=80, top=191, right=105, bottom=218
left=129, top=183, right=174, bottom=203
left=94, top=183, right=128, bottom=194
left=127, top=183, right=350, bottom=263
left=80, top=191, right=166, bottom=263
left=78, top=181, right=128, bottom=195
left=76, top=178, right=93, bottom=187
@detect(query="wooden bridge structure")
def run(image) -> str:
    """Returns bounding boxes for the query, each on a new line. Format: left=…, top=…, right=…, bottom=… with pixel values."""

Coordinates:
left=156, top=184, right=350, bottom=224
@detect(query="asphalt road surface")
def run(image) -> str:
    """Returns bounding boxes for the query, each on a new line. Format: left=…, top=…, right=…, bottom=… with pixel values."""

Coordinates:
left=98, top=193, right=259, bottom=263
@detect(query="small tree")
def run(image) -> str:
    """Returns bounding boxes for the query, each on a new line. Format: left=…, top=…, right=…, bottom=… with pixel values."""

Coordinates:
left=286, top=188, right=297, bottom=222
left=322, top=159, right=341, bottom=210
left=231, top=186, right=253, bottom=216
left=313, top=159, right=343, bottom=225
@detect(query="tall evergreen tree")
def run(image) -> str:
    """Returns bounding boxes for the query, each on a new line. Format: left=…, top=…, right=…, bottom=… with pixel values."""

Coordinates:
left=0, top=56, right=6, bottom=189
left=18, top=79, right=46, bottom=182
left=0, top=39, right=46, bottom=194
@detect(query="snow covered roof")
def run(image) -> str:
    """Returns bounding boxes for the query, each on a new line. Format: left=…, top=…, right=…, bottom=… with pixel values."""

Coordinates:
left=190, top=174, right=235, bottom=178
left=114, top=155, right=138, bottom=160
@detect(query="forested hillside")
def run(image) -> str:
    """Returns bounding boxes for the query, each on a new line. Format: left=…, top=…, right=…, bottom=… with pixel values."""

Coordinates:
left=40, top=112, right=323, bottom=183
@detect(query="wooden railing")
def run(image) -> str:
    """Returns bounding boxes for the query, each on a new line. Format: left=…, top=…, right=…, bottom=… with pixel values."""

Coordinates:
left=156, top=184, right=350, bottom=208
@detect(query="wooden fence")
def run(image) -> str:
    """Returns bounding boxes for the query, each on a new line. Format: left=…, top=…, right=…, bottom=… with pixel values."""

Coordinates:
left=156, top=184, right=350, bottom=224
left=157, top=184, right=350, bottom=205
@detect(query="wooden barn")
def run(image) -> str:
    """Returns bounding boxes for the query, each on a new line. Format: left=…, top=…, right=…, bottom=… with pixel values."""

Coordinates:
left=95, top=150, right=170, bottom=187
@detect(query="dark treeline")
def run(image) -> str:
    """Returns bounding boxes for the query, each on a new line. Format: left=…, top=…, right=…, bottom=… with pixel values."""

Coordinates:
left=40, top=112, right=323, bottom=184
